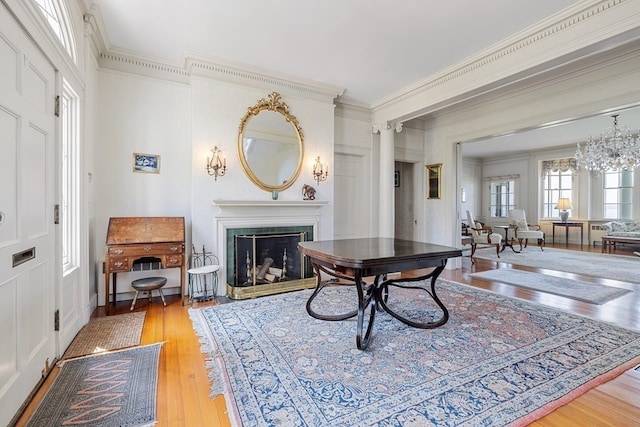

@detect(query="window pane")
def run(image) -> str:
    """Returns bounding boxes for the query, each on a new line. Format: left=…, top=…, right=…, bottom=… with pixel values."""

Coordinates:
left=604, top=205, right=618, bottom=218
left=604, top=172, right=618, bottom=187
left=621, top=170, right=634, bottom=186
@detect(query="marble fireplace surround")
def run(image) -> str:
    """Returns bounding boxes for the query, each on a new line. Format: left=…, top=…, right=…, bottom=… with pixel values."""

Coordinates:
left=212, top=200, right=328, bottom=296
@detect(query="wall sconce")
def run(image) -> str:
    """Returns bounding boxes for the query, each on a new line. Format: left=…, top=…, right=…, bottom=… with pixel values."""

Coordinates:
left=206, top=146, right=226, bottom=180
left=312, top=156, right=328, bottom=185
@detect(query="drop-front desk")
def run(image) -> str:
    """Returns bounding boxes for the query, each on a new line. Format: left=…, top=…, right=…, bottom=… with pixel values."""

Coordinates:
left=105, top=217, right=185, bottom=315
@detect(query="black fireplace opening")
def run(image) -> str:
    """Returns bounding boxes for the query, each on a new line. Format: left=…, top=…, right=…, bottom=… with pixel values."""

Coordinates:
left=234, top=232, right=312, bottom=287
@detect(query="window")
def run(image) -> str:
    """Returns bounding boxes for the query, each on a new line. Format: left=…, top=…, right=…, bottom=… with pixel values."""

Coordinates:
left=542, top=169, right=573, bottom=218
left=32, top=0, right=77, bottom=63
left=604, top=169, right=633, bottom=219
left=61, top=79, right=79, bottom=272
left=489, top=179, right=515, bottom=218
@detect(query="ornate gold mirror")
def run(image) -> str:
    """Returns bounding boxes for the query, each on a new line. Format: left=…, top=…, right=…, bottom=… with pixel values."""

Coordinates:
left=237, top=92, right=304, bottom=192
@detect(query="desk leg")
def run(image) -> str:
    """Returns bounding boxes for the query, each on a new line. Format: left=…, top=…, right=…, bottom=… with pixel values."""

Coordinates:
left=105, top=271, right=110, bottom=315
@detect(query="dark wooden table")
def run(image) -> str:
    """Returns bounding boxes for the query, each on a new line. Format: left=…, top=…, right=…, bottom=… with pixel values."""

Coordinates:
left=552, top=221, right=583, bottom=247
left=298, top=238, right=462, bottom=350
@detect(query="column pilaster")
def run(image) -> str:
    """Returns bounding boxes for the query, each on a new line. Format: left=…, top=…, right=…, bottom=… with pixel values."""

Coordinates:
left=372, top=121, right=403, bottom=238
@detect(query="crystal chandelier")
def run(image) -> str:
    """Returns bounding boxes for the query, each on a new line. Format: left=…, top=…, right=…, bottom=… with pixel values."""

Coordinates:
left=575, top=114, right=640, bottom=171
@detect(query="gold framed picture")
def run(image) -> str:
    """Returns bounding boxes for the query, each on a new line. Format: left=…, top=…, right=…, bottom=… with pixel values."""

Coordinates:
left=426, top=163, right=442, bottom=199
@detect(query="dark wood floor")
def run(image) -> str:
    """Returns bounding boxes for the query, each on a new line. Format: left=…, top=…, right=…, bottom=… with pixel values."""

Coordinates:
left=14, top=242, right=640, bottom=426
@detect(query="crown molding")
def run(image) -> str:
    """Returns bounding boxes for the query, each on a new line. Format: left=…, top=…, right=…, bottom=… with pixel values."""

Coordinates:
left=372, top=0, right=640, bottom=122
left=186, top=54, right=344, bottom=101
left=334, top=98, right=372, bottom=122
left=98, top=47, right=191, bottom=83
left=81, top=3, right=343, bottom=100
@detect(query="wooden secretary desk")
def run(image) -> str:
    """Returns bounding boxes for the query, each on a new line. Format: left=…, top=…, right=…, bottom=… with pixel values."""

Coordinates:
left=105, top=217, right=186, bottom=314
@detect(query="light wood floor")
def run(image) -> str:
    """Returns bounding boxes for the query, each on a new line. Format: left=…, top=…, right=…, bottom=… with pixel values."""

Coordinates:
left=14, top=242, right=640, bottom=426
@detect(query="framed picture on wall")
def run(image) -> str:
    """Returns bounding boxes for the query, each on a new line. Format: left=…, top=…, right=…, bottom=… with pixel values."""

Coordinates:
left=426, top=163, right=442, bottom=199
left=133, top=153, right=161, bottom=174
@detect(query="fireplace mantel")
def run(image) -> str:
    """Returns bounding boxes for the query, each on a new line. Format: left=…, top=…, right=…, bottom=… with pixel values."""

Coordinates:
left=213, top=200, right=328, bottom=209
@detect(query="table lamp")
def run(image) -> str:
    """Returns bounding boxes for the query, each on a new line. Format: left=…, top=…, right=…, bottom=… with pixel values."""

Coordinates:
left=555, top=198, right=572, bottom=222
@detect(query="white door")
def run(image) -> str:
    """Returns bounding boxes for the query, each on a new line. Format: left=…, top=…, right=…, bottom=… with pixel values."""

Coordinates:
left=0, top=3, right=58, bottom=425
left=334, top=153, right=368, bottom=239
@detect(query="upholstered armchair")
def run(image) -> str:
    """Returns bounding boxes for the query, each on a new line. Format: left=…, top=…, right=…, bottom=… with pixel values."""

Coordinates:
left=466, top=210, right=502, bottom=261
left=507, top=209, right=544, bottom=251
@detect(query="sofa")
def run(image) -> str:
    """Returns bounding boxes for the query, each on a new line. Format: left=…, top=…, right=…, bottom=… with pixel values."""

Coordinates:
left=602, top=221, right=640, bottom=238
left=600, top=221, right=640, bottom=252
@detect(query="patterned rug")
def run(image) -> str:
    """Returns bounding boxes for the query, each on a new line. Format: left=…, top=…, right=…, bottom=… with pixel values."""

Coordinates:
left=26, top=343, right=162, bottom=427
left=190, top=280, right=640, bottom=427
left=63, top=312, right=146, bottom=359
left=469, top=269, right=632, bottom=304
left=473, top=247, right=640, bottom=284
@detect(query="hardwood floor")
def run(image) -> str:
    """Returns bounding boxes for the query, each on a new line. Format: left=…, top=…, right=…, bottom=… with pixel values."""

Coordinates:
left=14, top=243, right=640, bottom=426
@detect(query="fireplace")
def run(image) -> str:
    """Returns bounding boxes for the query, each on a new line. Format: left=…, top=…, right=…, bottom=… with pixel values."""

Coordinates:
left=229, top=229, right=314, bottom=299
left=212, top=200, right=328, bottom=299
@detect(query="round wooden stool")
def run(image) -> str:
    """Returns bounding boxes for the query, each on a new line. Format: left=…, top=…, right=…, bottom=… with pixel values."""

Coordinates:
left=130, top=276, right=167, bottom=310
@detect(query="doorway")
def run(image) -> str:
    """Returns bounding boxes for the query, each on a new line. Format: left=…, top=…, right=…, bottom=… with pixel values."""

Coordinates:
left=394, top=161, right=417, bottom=240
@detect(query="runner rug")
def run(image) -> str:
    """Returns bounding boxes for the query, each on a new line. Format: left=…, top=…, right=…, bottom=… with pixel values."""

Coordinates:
left=63, top=311, right=146, bottom=359
left=189, top=280, right=640, bottom=426
left=26, top=343, right=162, bottom=427
left=469, top=269, right=632, bottom=304
left=473, top=247, right=640, bottom=284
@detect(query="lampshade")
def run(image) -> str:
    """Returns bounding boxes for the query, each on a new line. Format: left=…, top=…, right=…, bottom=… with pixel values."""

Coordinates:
left=555, top=198, right=573, bottom=211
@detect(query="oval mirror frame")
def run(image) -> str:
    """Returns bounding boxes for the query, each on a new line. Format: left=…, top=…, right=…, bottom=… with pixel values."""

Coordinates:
left=237, top=92, right=304, bottom=192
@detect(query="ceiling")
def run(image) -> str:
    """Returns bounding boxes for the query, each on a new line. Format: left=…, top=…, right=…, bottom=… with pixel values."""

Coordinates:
left=92, top=0, right=579, bottom=105
left=91, top=0, right=639, bottom=158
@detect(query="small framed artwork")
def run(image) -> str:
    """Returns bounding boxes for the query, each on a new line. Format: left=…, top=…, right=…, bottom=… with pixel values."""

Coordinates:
left=394, top=171, right=400, bottom=187
left=426, top=163, right=442, bottom=199
left=133, top=153, right=161, bottom=174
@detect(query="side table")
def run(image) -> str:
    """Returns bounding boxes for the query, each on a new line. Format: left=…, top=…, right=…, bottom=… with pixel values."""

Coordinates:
left=496, top=225, right=520, bottom=253
left=552, top=222, right=583, bottom=247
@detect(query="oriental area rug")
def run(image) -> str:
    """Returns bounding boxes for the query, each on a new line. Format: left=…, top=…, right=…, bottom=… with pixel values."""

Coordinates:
left=26, top=343, right=162, bottom=427
left=189, top=281, right=640, bottom=427
left=472, top=247, right=640, bottom=284
left=469, top=269, right=631, bottom=304
left=63, top=311, right=146, bottom=360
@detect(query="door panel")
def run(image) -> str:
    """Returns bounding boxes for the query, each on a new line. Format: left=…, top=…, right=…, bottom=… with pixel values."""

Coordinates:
left=334, top=153, right=367, bottom=239
left=0, top=107, right=19, bottom=245
left=0, top=3, right=57, bottom=425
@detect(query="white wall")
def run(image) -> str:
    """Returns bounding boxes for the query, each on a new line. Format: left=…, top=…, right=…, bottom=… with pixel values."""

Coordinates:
left=189, top=77, right=336, bottom=251
left=91, top=71, right=336, bottom=303
left=93, top=71, right=192, bottom=303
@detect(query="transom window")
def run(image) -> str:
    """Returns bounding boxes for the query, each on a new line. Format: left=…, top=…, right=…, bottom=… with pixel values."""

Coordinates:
left=32, top=0, right=77, bottom=62
left=604, top=169, right=633, bottom=219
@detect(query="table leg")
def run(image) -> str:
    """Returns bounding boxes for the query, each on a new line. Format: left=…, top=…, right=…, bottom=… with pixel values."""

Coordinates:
left=305, top=262, right=450, bottom=351
left=305, top=263, right=359, bottom=321
left=565, top=226, right=569, bottom=247
left=378, top=265, right=449, bottom=329
left=355, top=271, right=376, bottom=350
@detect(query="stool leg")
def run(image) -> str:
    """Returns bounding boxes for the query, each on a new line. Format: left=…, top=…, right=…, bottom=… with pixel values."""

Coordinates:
left=188, top=274, right=194, bottom=307
left=130, top=291, right=139, bottom=311
left=158, top=289, right=167, bottom=306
